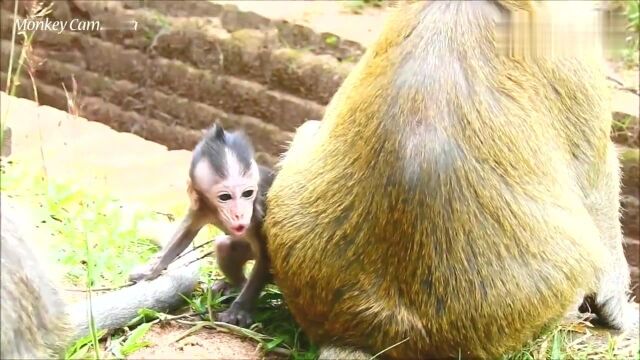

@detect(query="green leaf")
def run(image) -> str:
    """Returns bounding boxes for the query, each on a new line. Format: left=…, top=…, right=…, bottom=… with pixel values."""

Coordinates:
left=324, top=35, right=338, bottom=46
left=65, top=329, right=107, bottom=359
left=110, top=339, right=124, bottom=359
left=550, top=332, right=564, bottom=360
left=121, top=322, right=153, bottom=355
left=68, top=345, right=90, bottom=360
left=265, top=337, right=285, bottom=350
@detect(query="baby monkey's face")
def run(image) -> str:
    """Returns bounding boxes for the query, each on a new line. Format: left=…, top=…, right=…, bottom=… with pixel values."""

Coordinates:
left=191, top=155, right=260, bottom=238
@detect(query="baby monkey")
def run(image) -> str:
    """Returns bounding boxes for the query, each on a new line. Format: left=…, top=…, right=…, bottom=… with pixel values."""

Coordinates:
left=130, top=122, right=274, bottom=327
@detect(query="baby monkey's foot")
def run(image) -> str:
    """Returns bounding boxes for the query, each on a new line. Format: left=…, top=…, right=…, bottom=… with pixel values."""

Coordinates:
left=217, top=302, right=253, bottom=327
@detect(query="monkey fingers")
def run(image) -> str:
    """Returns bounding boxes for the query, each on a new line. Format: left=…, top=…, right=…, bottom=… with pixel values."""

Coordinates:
left=128, top=262, right=158, bottom=282
left=128, top=268, right=149, bottom=283
left=143, top=262, right=167, bottom=280
left=128, top=251, right=168, bottom=282
left=128, top=261, right=165, bottom=282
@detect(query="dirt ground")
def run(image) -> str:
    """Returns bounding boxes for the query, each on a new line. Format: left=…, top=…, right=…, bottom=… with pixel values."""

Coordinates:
left=133, top=322, right=282, bottom=360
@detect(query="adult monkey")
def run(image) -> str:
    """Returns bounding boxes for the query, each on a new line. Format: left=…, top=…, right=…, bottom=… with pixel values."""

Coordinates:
left=1, top=209, right=72, bottom=359
left=264, top=1, right=633, bottom=359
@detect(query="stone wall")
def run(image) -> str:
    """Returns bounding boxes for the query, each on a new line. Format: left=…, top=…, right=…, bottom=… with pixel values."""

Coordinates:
left=1, top=0, right=638, bottom=300
left=0, top=0, right=363, bottom=166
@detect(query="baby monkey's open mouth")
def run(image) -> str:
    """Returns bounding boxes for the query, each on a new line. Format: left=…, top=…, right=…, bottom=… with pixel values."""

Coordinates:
left=232, top=225, right=246, bottom=235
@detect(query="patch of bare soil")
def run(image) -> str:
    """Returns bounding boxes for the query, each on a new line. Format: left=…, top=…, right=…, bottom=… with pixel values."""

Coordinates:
left=560, top=304, right=640, bottom=359
left=132, top=322, right=281, bottom=360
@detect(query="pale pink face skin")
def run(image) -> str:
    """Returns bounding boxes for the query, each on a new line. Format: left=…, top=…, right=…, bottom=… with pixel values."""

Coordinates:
left=192, top=149, right=260, bottom=238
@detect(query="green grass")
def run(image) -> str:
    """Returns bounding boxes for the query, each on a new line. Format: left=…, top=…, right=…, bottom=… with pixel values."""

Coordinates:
left=1, top=162, right=636, bottom=360
left=324, top=34, right=339, bottom=47
left=503, top=320, right=639, bottom=360
left=1, top=147, right=636, bottom=360
left=0, top=160, right=161, bottom=358
left=0, top=163, right=161, bottom=289
left=611, top=116, right=639, bottom=147
left=185, top=261, right=319, bottom=359
left=345, top=0, right=385, bottom=14
left=621, top=0, right=640, bottom=66
left=0, top=158, right=318, bottom=358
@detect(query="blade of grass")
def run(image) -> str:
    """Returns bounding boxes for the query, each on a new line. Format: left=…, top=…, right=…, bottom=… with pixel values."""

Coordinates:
left=1, top=0, right=19, bottom=148
left=121, top=322, right=153, bottom=355
left=4, top=1, right=18, bottom=93
left=369, top=337, right=410, bottom=360
left=550, top=331, right=565, bottom=360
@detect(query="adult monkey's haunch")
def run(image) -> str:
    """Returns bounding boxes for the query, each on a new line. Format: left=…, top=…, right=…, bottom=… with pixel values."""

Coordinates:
left=265, top=1, right=634, bottom=359
left=1, top=209, right=72, bottom=359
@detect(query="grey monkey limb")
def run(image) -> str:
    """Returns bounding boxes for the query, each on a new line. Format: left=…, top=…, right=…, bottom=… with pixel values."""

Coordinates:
left=68, top=249, right=204, bottom=342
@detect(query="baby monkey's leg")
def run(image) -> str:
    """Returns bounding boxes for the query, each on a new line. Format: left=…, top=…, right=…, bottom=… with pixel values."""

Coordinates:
left=212, top=235, right=253, bottom=295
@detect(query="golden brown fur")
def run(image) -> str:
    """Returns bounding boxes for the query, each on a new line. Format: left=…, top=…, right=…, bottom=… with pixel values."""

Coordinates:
left=265, top=1, right=632, bottom=358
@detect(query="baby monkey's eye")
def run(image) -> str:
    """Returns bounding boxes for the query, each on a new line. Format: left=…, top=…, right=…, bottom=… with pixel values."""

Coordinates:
left=218, top=193, right=232, bottom=202
left=242, top=190, right=255, bottom=198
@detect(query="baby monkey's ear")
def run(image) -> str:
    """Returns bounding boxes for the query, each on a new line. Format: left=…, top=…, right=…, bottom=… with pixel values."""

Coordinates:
left=187, top=179, right=200, bottom=211
left=212, top=121, right=225, bottom=141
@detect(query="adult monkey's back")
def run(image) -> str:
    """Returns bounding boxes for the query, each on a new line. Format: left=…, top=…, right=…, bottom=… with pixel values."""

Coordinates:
left=265, top=1, right=633, bottom=359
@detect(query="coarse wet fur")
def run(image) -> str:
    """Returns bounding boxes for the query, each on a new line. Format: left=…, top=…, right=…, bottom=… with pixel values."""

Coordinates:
left=264, top=1, right=633, bottom=359
left=1, top=209, right=72, bottom=359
